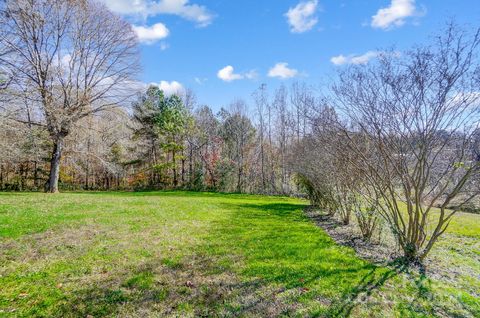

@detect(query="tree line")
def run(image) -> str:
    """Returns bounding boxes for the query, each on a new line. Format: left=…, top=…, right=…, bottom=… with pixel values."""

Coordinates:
left=0, top=0, right=310, bottom=195
left=0, top=0, right=479, bottom=263
left=0, top=79, right=315, bottom=195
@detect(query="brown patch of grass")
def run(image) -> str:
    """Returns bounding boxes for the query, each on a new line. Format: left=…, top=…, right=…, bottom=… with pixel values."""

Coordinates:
left=52, top=253, right=306, bottom=317
left=0, top=224, right=107, bottom=275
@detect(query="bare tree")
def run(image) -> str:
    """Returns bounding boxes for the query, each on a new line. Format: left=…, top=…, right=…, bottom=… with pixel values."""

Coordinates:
left=220, top=100, right=255, bottom=193
left=293, top=105, right=339, bottom=215
left=332, top=23, right=480, bottom=262
left=0, top=0, right=140, bottom=192
left=273, top=85, right=291, bottom=193
left=291, top=82, right=312, bottom=142
left=253, top=84, right=269, bottom=192
left=188, top=105, right=221, bottom=189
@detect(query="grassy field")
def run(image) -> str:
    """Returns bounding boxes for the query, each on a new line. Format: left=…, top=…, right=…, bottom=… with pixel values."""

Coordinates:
left=0, top=192, right=478, bottom=317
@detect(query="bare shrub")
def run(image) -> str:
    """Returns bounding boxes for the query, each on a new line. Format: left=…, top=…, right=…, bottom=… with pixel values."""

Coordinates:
left=332, top=23, right=480, bottom=262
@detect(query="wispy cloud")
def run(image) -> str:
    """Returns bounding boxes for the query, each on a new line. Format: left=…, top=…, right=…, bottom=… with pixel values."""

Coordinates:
left=194, top=77, right=208, bottom=85
left=245, top=70, right=259, bottom=80
left=331, top=51, right=380, bottom=65
left=160, top=42, right=170, bottom=50
left=99, top=0, right=214, bottom=27
left=371, top=0, right=422, bottom=30
left=285, top=0, right=319, bottom=33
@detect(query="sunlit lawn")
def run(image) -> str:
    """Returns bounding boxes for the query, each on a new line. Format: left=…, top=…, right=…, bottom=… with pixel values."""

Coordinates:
left=0, top=191, right=478, bottom=317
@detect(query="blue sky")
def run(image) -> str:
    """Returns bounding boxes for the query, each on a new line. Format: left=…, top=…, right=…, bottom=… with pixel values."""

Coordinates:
left=99, top=0, right=480, bottom=110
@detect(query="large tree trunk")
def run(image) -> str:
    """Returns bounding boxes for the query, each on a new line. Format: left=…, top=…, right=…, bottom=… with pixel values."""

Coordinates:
left=46, top=136, right=64, bottom=193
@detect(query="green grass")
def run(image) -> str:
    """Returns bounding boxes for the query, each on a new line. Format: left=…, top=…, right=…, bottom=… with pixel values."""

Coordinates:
left=0, top=191, right=478, bottom=317
left=445, top=210, right=480, bottom=238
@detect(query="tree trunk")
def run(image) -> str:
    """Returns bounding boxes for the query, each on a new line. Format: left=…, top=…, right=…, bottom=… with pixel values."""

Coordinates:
left=85, top=161, right=89, bottom=190
left=46, top=136, right=64, bottom=193
left=151, top=140, right=157, bottom=186
left=172, top=149, right=177, bottom=187
left=19, top=163, right=25, bottom=191
left=237, top=160, right=243, bottom=193
left=4, top=164, right=8, bottom=187
left=181, top=148, right=185, bottom=186
left=189, top=146, right=193, bottom=186
left=402, top=243, right=419, bottom=264
left=260, top=139, right=266, bottom=192
left=33, top=161, right=39, bottom=189
left=85, top=137, right=91, bottom=190
left=0, top=164, right=3, bottom=190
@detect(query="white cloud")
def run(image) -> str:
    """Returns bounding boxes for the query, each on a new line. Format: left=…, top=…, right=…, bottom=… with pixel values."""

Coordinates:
left=217, top=66, right=258, bottom=82
left=98, top=0, right=147, bottom=15
left=151, top=80, right=185, bottom=96
left=268, top=63, right=299, bottom=79
left=350, top=51, right=380, bottom=64
left=216, top=66, right=243, bottom=82
left=330, top=51, right=380, bottom=65
left=151, top=0, right=214, bottom=27
left=371, top=0, right=419, bottom=30
left=99, top=0, right=214, bottom=27
left=285, top=0, right=319, bottom=33
left=132, top=23, right=169, bottom=44
left=330, top=55, right=348, bottom=66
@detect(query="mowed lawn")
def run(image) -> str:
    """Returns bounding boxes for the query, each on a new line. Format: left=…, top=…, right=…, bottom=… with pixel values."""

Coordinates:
left=0, top=192, right=478, bottom=317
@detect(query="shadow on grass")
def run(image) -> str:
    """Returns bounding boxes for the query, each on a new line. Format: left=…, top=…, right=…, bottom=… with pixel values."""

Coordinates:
left=198, top=201, right=403, bottom=315
left=324, top=262, right=407, bottom=317
left=53, top=255, right=294, bottom=317
left=222, top=202, right=308, bottom=219
left=17, top=197, right=429, bottom=317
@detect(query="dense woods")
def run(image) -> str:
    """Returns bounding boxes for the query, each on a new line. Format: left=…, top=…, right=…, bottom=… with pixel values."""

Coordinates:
left=0, top=0, right=479, bottom=264
left=0, top=79, right=313, bottom=194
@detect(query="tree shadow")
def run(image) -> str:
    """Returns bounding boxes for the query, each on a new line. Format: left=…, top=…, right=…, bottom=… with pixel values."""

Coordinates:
left=324, top=261, right=407, bottom=317
left=220, top=201, right=308, bottom=219
left=35, top=198, right=436, bottom=317
left=203, top=202, right=400, bottom=313
left=212, top=201, right=437, bottom=317
left=52, top=254, right=303, bottom=317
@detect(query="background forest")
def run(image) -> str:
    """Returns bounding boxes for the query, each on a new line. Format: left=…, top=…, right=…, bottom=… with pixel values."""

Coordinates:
left=0, top=81, right=314, bottom=195
left=0, top=0, right=479, bottom=263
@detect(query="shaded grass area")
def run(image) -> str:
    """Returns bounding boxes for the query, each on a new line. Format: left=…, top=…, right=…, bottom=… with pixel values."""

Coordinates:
left=0, top=191, right=478, bottom=317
